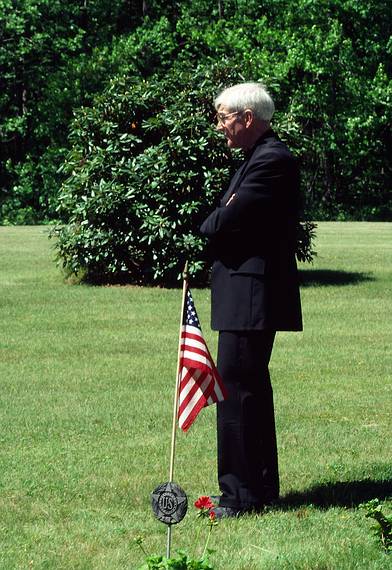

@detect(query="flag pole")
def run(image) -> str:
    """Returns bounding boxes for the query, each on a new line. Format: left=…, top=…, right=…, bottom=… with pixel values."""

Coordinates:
left=166, top=260, right=188, bottom=558
left=169, top=260, right=188, bottom=480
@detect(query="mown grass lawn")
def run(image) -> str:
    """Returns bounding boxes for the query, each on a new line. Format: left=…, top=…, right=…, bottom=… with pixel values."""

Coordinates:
left=0, top=223, right=391, bottom=570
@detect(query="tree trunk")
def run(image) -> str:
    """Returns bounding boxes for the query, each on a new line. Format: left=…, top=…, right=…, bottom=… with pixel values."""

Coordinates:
left=218, top=0, right=223, bottom=18
left=143, top=0, right=148, bottom=16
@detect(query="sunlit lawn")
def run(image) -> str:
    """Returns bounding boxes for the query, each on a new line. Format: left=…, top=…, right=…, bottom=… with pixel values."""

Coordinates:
left=0, top=223, right=391, bottom=569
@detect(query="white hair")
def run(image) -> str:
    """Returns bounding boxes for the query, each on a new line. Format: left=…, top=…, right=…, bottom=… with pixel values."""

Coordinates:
left=214, top=82, right=275, bottom=122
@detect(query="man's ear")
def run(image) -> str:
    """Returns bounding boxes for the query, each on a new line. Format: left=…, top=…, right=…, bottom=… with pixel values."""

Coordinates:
left=244, top=109, right=254, bottom=128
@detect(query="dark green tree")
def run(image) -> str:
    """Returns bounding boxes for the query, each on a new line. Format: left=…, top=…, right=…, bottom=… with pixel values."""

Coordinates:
left=1, top=0, right=390, bottom=226
left=0, top=0, right=167, bottom=223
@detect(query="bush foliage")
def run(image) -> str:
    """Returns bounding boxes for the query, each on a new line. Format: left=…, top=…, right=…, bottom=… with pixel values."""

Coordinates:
left=51, top=62, right=315, bottom=285
left=50, top=66, right=249, bottom=284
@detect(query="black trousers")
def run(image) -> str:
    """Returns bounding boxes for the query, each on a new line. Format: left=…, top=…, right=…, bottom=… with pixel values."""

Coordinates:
left=216, top=330, right=279, bottom=510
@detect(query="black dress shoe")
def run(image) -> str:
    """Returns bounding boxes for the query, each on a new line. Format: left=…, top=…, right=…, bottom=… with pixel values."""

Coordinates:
left=210, top=506, right=241, bottom=519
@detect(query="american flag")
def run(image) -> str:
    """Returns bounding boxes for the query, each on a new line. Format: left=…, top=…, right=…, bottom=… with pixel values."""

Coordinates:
left=178, top=288, right=227, bottom=432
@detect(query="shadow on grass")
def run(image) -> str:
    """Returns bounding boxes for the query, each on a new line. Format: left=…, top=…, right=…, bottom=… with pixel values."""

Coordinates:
left=299, top=269, right=374, bottom=287
left=279, top=479, right=392, bottom=510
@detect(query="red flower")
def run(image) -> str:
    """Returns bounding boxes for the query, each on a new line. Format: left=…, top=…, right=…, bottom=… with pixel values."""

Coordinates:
left=194, top=496, right=214, bottom=510
left=209, top=510, right=216, bottom=520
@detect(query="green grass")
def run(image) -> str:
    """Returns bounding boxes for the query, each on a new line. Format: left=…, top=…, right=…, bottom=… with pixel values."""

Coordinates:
left=0, top=223, right=391, bottom=569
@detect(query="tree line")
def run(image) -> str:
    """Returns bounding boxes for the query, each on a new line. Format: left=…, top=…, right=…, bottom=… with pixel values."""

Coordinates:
left=0, top=1, right=390, bottom=283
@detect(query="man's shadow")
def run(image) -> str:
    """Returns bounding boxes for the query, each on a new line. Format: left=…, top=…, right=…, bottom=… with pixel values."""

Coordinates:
left=278, top=478, right=392, bottom=510
left=299, top=269, right=374, bottom=287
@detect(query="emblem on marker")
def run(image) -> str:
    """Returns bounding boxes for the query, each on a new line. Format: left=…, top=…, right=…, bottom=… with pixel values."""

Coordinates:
left=151, top=482, right=188, bottom=525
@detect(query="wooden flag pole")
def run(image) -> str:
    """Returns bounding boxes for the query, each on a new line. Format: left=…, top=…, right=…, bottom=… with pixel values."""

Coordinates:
left=169, top=261, right=188, bottom=481
left=166, top=261, right=188, bottom=558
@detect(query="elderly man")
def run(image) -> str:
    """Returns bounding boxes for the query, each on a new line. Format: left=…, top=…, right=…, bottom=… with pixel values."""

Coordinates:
left=200, top=82, right=302, bottom=518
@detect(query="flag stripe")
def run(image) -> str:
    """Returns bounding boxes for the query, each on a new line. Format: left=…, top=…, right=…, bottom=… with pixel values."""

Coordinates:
left=179, top=373, right=213, bottom=430
left=181, top=325, right=202, bottom=336
left=179, top=370, right=210, bottom=412
left=181, top=343, right=209, bottom=359
left=182, top=330, right=208, bottom=348
left=181, top=336, right=207, bottom=352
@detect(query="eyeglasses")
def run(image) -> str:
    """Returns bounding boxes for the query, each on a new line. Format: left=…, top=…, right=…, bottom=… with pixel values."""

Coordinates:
left=215, top=110, right=243, bottom=124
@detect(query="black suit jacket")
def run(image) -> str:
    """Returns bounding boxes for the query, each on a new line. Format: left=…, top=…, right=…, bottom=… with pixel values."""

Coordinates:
left=200, top=130, right=302, bottom=331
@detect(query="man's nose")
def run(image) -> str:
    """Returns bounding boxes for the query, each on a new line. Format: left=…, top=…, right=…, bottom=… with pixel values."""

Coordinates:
left=216, top=122, right=224, bottom=132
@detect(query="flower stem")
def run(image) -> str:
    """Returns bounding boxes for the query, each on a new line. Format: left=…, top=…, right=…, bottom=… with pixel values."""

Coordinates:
left=202, top=526, right=213, bottom=559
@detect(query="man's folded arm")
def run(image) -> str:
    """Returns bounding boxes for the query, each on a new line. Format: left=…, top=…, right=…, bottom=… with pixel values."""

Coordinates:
left=200, top=155, right=285, bottom=238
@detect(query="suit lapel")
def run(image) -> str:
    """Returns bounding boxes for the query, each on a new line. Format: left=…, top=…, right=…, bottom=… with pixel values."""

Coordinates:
left=219, top=130, right=277, bottom=206
left=220, top=151, right=254, bottom=205
left=220, top=165, right=244, bottom=205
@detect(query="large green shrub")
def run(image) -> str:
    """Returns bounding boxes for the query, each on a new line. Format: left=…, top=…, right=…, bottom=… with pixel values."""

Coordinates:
left=51, top=64, right=315, bottom=285
left=52, top=67, right=229, bottom=284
